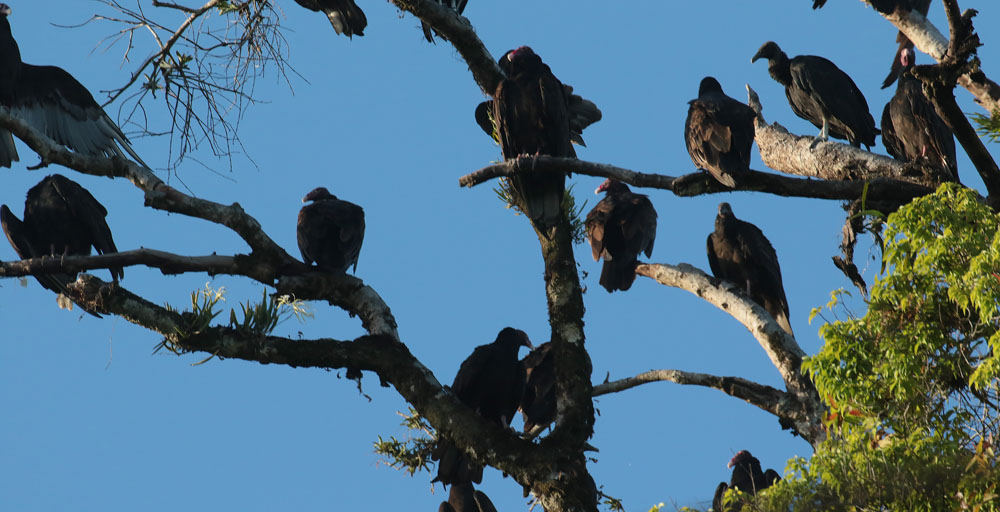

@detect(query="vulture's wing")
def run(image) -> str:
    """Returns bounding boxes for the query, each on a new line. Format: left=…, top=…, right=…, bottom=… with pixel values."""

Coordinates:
left=880, top=101, right=904, bottom=161
left=48, top=175, right=122, bottom=280
left=585, top=198, right=612, bottom=261
left=474, top=101, right=498, bottom=143
left=622, top=194, right=657, bottom=259
left=473, top=490, right=499, bottom=512
left=685, top=100, right=737, bottom=188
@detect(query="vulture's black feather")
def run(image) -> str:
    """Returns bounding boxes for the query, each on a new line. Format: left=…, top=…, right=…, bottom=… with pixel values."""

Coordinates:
left=1, top=174, right=122, bottom=316
left=752, top=41, right=878, bottom=149
left=520, top=341, right=555, bottom=433
left=433, top=328, right=532, bottom=486
left=293, top=0, right=366, bottom=37
left=712, top=450, right=781, bottom=511
left=421, top=0, right=469, bottom=43
left=585, top=179, right=657, bottom=293
left=685, top=77, right=757, bottom=188
left=707, top=203, right=793, bottom=336
left=297, top=187, right=365, bottom=273
left=0, top=5, right=147, bottom=168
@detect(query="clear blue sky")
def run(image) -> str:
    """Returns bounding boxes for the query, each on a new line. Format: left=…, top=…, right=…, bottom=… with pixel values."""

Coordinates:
left=1, top=1, right=996, bottom=510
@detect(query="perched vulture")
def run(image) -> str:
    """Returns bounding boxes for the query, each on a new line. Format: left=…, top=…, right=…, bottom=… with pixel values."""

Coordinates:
left=1, top=174, right=123, bottom=316
left=880, top=48, right=957, bottom=179
left=437, top=482, right=499, bottom=512
left=881, top=0, right=932, bottom=89
left=0, top=5, right=147, bottom=168
left=421, top=0, right=468, bottom=43
left=585, top=179, right=657, bottom=293
left=812, top=0, right=904, bottom=13
left=684, top=77, right=757, bottom=188
left=752, top=41, right=878, bottom=149
left=297, top=187, right=365, bottom=273
left=292, top=0, right=367, bottom=38
left=520, top=341, right=555, bottom=433
left=707, top=203, right=793, bottom=336
left=433, top=327, right=533, bottom=486
left=712, top=450, right=781, bottom=512
left=488, top=46, right=575, bottom=230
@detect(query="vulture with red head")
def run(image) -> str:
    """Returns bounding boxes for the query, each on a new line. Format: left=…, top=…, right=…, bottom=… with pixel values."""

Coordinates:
left=297, top=187, right=365, bottom=273
left=684, top=77, right=757, bottom=188
left=520, top=341, right=555, bottom=433
left=880, top=47, right=957, bottom=179
left=707, top=203, right=793, bottom=336
left=585, top=179, right=657, bottom=293
left=1, top=174, right=123, bottom=316
left=484, top=46, right=575, bottom=230
left=752, top=41, right=878, bottom=149
left=292, top=0, right=367, bottom=38
left=0, top=5, right=147, bottom=168
left=433, top=327, right=533, bottom=486
left=712, top=450, right=780, bottom=511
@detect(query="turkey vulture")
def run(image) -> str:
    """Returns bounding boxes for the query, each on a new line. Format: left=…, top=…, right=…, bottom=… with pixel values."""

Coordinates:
left=520, top=341, right=555, bottom=433
left=752, top=41, right=878, bottom=149
left=712, top=450, right=780, bottom=511
left=585, top=179, right=657, bottom=293
left=421, top=0, right=468, bottom=43
left=0, top=5, right=148, bottom=168
left=881, top=1, right=932, bottom=89
left=297, top=187, right=365, bottom=273
left=292, top=0, right=366, bottom=38
left=437, top=482, right=499, bottom=512
left=489, top=46, right=575, bottom=230
left=880, top=48, right=957, bottom=179
left=433, top=327, right=533, bottom=486
left=684, top=77, right=757, bottom=188
left=707, top=203, right=793, bottom=336
left=1, top=174, right=123, bottom=316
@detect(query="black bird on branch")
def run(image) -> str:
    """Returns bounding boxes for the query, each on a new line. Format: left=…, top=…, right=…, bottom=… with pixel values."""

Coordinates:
left=881, top=48, right=957, bottom=179
left=1, top=174, right=123, bottom=316
left=752, top=41, right=878, bottom=149
left=712, top=450, right=780, bottom=511
left=432, top=327, right=533, bottom=486
left=585, top=179, right=657, bottom=293
left=292, top=0, right=367, bottom=38
left=487, top=46, right=576, bottom=230
left=812, top=0, right=905, bottom=13
left=421, top=0, right=468, bottom=43
left=707, top=203, right=793, bottom=336
left=519, top=341, right=555, bottom=433
left=437, top=481, right=500, bottom=512
left=684, top=77, right=757, bottom=188
left=297, top=187, right=365, bottom=273
left=0, top=4, right=148, bottom=168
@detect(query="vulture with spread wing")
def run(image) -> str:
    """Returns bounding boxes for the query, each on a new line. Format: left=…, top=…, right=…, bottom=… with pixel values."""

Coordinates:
left=712, top=450, right=781, bottom=511
left=707, top=203, right=793, bottom=336
left=585, top=179, right=657, bottom=293
left=1, top=174, right=123, bottom=316
left=486, top=46, right=576, bottom=230
left=0, top=5, right=147, bottom=168
left=752, top=41, right=878, bottom=149
left=433, top=327, right=532, bottom=486
left=297, top=187, right=365, bottom=273
left=881, top=48, right=957, bottom=179
left=292, top=0, right=367, bottom=38
left=684, top=77, right=757, bottom=188
left=520, top=341, right=555, bottom=433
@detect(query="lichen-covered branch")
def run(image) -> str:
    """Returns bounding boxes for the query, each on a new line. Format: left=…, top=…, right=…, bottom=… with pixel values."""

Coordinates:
left=0, top=250, right=239, bottom=278
left=635, top=262, right=825, bottom=445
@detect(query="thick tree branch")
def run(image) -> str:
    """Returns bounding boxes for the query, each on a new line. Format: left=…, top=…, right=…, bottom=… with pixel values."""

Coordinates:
left=0, top=250, right=240, bottom=278
left=635, top=263, right=825, bottom=445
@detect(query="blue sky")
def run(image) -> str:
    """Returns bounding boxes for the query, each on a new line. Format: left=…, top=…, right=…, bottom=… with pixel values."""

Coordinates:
left=1, top=1, right=997, bottom=510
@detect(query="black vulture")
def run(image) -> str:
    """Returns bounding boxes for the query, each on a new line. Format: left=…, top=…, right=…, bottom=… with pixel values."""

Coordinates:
left=585, top=179, right=657, bottom=293
left=433, top=327, right=533, bottom=486
left=292, top=0, right=366, bottom=38
left=880, top=48, right=957, bottom=179
left=1, top=174, right=123, bottom=316
left=707, top=203, right=793, bottom=336
left=711, top=450, right=781, bottom=511
left=437, top=482, right=499, bottom=512
left=421, top=0, right=468, bottom=43
left=684, top=77, right=757, bottom=188
left=297, top=187, right=365, bottom=273
left=520, top=341, right=555, bottom=433
left=489, top=46, right=575, bottom=230
left=0, top=5, right=147, bottom=168
left=752, top=41, right=878, bottom=149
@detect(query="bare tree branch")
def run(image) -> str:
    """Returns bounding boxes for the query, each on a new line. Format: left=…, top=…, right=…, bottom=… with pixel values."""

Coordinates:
left=594, top=369, right=789, bottom=415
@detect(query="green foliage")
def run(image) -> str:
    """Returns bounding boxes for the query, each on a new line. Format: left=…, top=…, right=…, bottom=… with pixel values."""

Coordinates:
left=755, top=184, right=1000, bottom=511
left=373, top=409, right=436, bottom=477
left=564, top=184, right=589, bottom=245
left=972, top=110, right=1000, bottom=143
